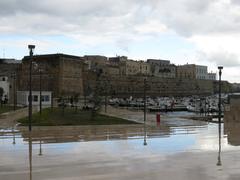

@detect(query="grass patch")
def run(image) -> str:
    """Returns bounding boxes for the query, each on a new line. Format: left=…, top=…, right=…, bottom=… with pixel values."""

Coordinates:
left=18, top=107, right=138, bottom=126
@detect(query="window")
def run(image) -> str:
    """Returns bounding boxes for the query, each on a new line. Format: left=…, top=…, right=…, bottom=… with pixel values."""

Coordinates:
left=42, top=95, right=50, bottom=102
left=33, top=95, right=38, bottom=102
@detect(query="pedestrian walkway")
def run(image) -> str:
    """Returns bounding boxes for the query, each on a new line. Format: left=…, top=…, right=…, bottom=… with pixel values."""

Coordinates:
left=0, top=107, right=38, bottom=128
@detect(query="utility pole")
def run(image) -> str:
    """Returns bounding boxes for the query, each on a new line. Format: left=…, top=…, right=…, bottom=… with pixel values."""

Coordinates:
left=104, top=78, right=108, bottom=113
left=39, top=68, right=42, bottom=115
left=144, top=78, right=147, bottom=123
left=217, top=66, right=223, bottom=166
left=28, top=45, right=35, bottom=131
left=218, top=66, right=223, bottom=124
left=143, top=78, right=148, bottom=146
left=11, top=72, right=16, bottom=111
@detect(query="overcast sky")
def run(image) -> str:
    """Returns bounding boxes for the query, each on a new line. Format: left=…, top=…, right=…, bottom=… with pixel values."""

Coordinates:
left=0, top=0, right=240, bottom=82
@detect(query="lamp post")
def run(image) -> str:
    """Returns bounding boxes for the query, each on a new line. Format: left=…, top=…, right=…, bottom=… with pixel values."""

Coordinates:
left=104, top=77, right=108, bottom=113
left=144, top=78, right=147, bottom=123
left=39, top=68, right=42, bottom=116
left=143, top=77, right=148, bottom=146
left=217, top=66, right=223, bottom=166
left=28, top=45, right=35, bottom=131
left=11, top=72, right=16, bottom=111
left=218, top=66, right=223, bottom=123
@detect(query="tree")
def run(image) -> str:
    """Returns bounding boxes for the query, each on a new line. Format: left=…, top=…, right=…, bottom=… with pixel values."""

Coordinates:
left=58, top=97, right=65, bottom=116
left=73, top=94, right=80, bottom=112
left=0, top=87, right=4, bottom=106
left=90, top=69, right=104, bottom=119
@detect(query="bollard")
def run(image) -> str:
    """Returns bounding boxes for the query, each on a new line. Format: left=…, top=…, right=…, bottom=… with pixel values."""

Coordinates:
left=156, top=113, right=161, bottom=124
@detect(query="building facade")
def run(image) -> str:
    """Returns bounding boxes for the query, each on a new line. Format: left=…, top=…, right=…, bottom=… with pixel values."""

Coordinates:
left=176, top=64, right=196, bottom=79
left=109, top=56, right=150, bottom=76
left=0, top=76, right=9, bottom=101
left=196, top=65, right=208, bottom=79
left=18, top=54, right=84, bottom=98
left=207, top=73, right=216, bottom=80
left=176, top=64, right=212, bottom=80
left=147, top=59, right=176, bottom=78
left=84, top=55, right=108, bottom=71
left=0, top=59, right=21, bottom=104
left=17, top=91, right=52, bottom=106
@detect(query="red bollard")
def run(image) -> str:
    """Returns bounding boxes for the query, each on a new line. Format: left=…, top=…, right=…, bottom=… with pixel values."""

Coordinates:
left=156, top=113, right=161, bottom=125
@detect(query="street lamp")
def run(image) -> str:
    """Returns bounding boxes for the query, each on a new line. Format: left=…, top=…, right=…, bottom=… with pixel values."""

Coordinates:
left=218, top=66, right=223, bottom=123
left=217, top=66, right=223, bottom=166
left=143, top=77, right=148, bottom=146
left=11, top=72, right=16, bottom=111
left=39, top=68, right=42, bottom=116
left=144, top=78, right=147, bottom=123
left=28, top=45, right=35, bottom=131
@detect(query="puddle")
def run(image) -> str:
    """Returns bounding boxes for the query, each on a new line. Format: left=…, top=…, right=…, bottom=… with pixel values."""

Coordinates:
left=1, top=112, right=240, bottom=180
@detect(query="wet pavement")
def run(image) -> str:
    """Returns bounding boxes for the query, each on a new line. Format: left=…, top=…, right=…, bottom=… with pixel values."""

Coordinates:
left=1, top=112, right=240, bottom=180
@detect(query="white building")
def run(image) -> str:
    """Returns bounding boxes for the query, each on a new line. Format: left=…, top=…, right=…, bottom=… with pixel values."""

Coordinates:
left=17, top=91, right=52, bottom=106
left=207, top=73, right=216, bottom=80
left=196, top=65, right=208, bottom=80
left=0, top=76, right=9, bottom=101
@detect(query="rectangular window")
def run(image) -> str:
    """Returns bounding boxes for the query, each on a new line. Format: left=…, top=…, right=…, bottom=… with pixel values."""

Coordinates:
left=44, top=95, right=50, bottom=102
left=33, top=95, right=38, bottom=102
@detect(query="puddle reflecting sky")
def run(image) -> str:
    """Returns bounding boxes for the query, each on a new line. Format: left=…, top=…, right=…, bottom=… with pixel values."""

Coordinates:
left=1, top=117, right=240, bottom=180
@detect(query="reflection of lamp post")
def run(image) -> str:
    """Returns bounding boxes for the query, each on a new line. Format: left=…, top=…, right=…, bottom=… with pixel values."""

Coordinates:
left=217, top=125, right=222, bottom=166
left=12, top=127, right=16, bottom=145
left=28, top=132, right=32, bottom=180
left=28, top=45, right=35, bottom=131
left=39, top=139, right=43, bottom=156
left=217, top=66, right=223, bottom=166
left=143, top=122, right=147, bottom=146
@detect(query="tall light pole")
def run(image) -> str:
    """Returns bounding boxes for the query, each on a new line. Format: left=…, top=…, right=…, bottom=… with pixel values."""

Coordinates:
left=28, top=45, right=35, bottom=131
left=143, top=77, right=147, bottom=146
left=39, top=68, right=42, bottom=116
left=218, top=66, right=223, bottom=123
left=144, top=78, right=147, bottom=123
left=11, top=72, right=16, bottom=111
left=217, top=66, right=223, bottom=166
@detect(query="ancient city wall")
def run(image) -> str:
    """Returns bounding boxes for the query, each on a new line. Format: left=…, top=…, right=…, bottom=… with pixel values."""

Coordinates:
left=84, top=74, right=231, bottom=98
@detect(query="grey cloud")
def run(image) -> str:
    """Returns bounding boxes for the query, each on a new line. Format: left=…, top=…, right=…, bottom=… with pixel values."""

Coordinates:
left=151, top=0, right=240, bottom=37
left=1, top=0, right=240, bottom=40
left=200, top=51, right=240, bottom=67
left=0, top=0, right=148, bottom=35
left=231, top=0, right=240, bottom=5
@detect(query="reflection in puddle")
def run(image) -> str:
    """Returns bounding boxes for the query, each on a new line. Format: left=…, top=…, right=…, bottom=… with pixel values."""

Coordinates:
left=1, top=118, right=240, bottom=179
left=28, top=133, right=32, bottom=180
